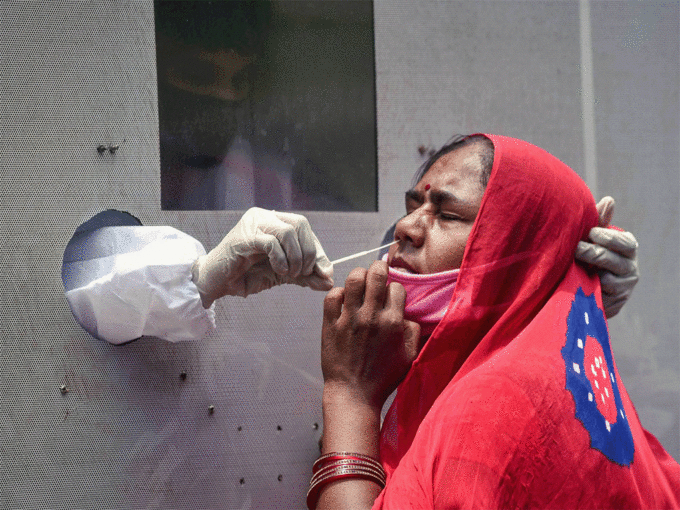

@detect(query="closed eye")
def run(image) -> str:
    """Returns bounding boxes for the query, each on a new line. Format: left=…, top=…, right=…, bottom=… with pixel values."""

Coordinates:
left=440, top=213, right=462, bottom=221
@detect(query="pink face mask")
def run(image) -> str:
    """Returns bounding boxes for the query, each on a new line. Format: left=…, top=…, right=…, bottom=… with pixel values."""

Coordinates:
left=385, top=258, right=460, bottom=338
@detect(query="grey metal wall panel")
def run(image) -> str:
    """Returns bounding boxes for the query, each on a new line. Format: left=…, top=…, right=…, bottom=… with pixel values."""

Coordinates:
left=590, top=0, right=680, bottom=468
left=2, top=1, right=677, bottom=508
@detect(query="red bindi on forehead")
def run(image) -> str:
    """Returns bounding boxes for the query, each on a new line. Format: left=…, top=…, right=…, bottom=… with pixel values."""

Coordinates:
left=425, top=184, right=430, bottom=191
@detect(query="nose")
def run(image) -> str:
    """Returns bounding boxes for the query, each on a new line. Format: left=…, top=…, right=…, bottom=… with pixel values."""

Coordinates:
left=394, top=207, right=427, bottom=247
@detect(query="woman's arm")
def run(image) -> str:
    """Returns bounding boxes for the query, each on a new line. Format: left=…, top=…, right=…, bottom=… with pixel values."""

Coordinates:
left=314, top=261, right=420, bottom=510
left=316, top=385, right=383, bottom=509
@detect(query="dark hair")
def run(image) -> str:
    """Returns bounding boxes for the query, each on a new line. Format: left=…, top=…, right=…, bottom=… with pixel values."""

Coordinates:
left=413, top=134, right=494, bottom=189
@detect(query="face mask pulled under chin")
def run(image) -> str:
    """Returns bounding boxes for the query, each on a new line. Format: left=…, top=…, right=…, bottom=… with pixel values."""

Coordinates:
left=383, top=254, right=460, bottom=338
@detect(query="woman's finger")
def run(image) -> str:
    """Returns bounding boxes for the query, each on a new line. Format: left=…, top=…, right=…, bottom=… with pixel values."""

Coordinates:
left=404, top=320, right=423, bottom=360
left=363, top=260, right=389, bottom=309
left=323, top=287, right=345, bottom=325
left=343, top=267, right=367, bottom=311
left=383, top=280, right=406, bottom=313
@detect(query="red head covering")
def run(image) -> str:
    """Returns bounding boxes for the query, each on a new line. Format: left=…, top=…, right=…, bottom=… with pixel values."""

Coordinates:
left=375, top=135, right=680, bottom=508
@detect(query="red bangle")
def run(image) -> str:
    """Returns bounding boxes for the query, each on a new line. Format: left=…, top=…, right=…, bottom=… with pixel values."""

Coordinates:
left=313, top=451, right=384, bottom=473
left=307, top=453, right=386, bottom=510
left=307, top=468, right=385, bottom=510
left=312, top=460, right=386, bottom=487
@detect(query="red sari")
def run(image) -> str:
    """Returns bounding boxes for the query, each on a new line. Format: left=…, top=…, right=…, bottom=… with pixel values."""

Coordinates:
left=374, top=135, right=680, bottom=509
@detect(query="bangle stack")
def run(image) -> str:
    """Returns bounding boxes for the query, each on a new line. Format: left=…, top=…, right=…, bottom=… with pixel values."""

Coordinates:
left=307, top=452, right=386, bottom=509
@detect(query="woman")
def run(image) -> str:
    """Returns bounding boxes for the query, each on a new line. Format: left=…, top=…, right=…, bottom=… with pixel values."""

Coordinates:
left=313, top=134, right=680, bottom=509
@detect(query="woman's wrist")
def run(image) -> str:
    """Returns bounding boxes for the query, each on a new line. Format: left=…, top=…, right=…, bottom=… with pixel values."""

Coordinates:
left=322, top=382, right=382, bottom=455
left=322, top=380, right=387, bottom=413
left=315, top=383, right=384, bottom=510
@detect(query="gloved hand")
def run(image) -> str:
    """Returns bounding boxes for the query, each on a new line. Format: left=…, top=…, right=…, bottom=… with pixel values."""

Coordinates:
left=192, top=208, right=334, bottom=306
left=575, top=197, right=639, bottom=318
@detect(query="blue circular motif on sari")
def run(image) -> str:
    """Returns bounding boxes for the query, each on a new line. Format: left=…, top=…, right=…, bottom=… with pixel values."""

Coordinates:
left=561, top=288, right=634, bottom=466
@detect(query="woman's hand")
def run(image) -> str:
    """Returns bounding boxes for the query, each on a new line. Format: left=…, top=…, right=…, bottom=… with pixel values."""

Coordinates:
left=316, top=260, right=420, bottom=510
left=321, top=260, right=421, bottom=410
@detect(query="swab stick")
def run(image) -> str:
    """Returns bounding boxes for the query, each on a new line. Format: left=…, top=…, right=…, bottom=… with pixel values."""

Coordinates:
left=331, top=241, right=398, bottom=266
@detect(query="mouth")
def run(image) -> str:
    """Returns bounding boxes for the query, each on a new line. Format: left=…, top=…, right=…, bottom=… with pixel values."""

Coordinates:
left=389, top=257, right=418, bottom=274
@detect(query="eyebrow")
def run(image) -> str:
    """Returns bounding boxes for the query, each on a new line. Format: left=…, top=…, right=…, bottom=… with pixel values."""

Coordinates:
left=405, top=188, right=463, bottom=206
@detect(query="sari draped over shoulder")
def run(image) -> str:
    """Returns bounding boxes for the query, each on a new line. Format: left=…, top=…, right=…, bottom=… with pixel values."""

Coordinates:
left=374, top=134, right=680, bottom=509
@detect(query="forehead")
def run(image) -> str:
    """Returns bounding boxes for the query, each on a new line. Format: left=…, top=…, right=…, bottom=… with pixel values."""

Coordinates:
left=418, top=143, right=485, bottom=194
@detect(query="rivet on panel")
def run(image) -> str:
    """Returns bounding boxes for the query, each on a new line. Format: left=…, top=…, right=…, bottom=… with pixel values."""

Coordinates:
left=59, top=384, right=69, bottom=395
left=208, top=405, right=215, bottom=415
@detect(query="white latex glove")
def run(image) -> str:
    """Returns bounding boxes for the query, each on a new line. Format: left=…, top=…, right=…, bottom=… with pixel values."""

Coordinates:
left=575, top=197, right=639, bottom=318
left=191, top=207, right=334, bottom=306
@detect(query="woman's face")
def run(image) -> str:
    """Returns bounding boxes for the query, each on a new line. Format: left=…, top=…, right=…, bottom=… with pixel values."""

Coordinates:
left=388, top=143, right=486, bottom=274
